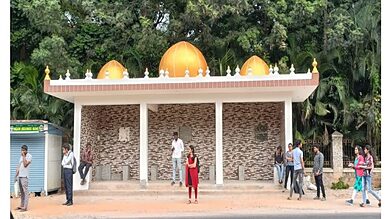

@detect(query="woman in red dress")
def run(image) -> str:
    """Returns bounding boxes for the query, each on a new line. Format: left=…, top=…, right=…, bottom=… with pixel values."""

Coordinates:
left=185, top=145, right=199, bottom=204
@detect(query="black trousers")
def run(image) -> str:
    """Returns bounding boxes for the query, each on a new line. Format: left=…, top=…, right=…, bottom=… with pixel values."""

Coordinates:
left=314, top=173, right=326, bottom=198
left=78, top=161, right=92, bottom=180
left=64, top=168, right=73, bottom=203
left=284, top=165, right=294, bottom=189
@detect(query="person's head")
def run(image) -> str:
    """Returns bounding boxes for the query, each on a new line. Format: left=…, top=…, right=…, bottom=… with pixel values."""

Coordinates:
left=295, top=140, right=302, bottom=148
left=188, top=145, right=195, bottom=155
left=364, top=144, right=373, bottom=155
left=288, top=143, right=293, bottom=151
left=62, top=143, right=71, bottom=154
left=173, top=132, right=178, bottom=141
left=276, top=146, right=282, bottom=154
left=21, top=145, right=28, bottom=154
left=313, top=145, right=319, bottom=153
left=354, top=145, right=363, bottom=156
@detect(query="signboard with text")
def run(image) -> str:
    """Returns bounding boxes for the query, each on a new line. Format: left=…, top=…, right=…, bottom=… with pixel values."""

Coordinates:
left=10, top=124, right=44, bottom=133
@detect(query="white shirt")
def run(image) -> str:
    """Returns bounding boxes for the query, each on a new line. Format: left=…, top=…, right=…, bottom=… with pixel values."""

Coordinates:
left=171, top=138, right=184, bottom=158
left=62, top=151, right=74, bottom=169
left=18, top=153, right=32, bottom=178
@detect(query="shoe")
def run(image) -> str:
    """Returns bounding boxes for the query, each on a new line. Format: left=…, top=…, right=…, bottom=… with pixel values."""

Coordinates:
left=287, top=197, right=292, bottom=200
left=15, top=206, right=23, bottom=210
left=62, top=201, right=69, bottom=205
left=321, top=197, right=326, bottom=201
left=345, top=199, right=353, bottom=206
left=360, top=203, right=365, bottom=207
left=66, top=202, right=73, bottom=206
left=378, top=201, right=381, bottom=207
left=179, top=182, right=183, bottom=187
left=313, top=196, right=320, bottom=200
left=297, top=197, right=302, bottom=201
left=171, top=181, right=175, bottom=186
left=366, top=199, right=371, bottom=205
left=80, top=180, right=84, bottom=185
left=19, top=208, right=27, bottom=212
left=194, top=199, right=198, bottom=204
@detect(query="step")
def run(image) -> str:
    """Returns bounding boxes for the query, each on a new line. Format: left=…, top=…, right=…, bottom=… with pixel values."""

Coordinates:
left=88, top=180, right=276, bottom=191
left=74, top=189, right=278, bottom=197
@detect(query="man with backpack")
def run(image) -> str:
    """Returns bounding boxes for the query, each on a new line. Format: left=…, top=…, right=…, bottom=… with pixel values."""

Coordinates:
left=61, top=144, right=75, bottom=206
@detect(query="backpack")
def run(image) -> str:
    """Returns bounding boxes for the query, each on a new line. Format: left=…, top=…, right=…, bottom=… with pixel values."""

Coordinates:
left=196, top=156, right=200, bottom=173
left=72, top=155, right=77, bottom=174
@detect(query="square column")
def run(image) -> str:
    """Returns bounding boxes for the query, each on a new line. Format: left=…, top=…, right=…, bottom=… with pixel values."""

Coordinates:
left=284, top=99, right=293, bottom=152
left=139, top=103, right=148, bottom=186
left=215, top=101, right=223, bottom=185
left=73, top=103, right=84, bottom=190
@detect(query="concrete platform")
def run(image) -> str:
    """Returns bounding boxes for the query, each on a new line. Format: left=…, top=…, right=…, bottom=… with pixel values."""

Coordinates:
left=75, top=180, right=278, bottom=196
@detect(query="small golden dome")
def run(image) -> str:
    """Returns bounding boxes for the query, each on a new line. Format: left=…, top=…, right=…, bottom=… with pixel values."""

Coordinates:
left=97, top=60, right=126, bottom=79
left=240, top=55, right=269, bottom=76
left=159, top=41, right=208, bottom=77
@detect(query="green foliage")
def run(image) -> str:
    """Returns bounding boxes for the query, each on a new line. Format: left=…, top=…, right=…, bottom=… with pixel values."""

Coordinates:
left=331, top=178, right=350, bottom=190
left=10, top=0, right=381, bottom=146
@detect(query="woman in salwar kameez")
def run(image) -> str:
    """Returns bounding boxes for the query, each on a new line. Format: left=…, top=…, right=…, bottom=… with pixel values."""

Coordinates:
left=185, top=145, right=199, bottom=204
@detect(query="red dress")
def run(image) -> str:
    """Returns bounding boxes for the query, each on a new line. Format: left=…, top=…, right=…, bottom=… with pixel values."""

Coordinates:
left=185, top=155, right=199, bottom=188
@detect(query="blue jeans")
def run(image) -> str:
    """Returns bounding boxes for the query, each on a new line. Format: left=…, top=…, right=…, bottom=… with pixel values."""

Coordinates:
left=362, top=175, right=381, bottom=203
left=172, top=158, right=183, bottom=182
left=275, top=163, right=284, bottom=182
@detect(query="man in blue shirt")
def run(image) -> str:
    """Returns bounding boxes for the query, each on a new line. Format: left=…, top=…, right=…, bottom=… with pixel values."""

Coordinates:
left=288, top=140, right=305, bottom=200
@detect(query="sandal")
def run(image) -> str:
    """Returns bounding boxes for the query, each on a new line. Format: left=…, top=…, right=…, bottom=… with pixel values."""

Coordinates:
left=194, top=200, right=198, bottom=204
left=187, top=200, right=191, bottom=204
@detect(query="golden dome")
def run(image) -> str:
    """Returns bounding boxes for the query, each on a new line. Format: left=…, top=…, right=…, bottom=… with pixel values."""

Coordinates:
left=97, top=60, right=126, bottom=79
left=159, top=41, right=208, bottom=77
left=240, top=55, right=269, bottom=76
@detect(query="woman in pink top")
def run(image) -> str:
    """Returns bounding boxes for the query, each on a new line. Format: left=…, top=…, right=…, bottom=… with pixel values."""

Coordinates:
left=345, top=145, right=365, bottom=206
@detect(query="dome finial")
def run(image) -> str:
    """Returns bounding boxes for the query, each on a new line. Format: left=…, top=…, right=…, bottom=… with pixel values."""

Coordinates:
left=312, top=58, right=319, bottom=73
left=44, top=66, right=51, bottom=80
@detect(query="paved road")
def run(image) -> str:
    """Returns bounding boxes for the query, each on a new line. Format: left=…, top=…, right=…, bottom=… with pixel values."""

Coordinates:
left=134, top=213, right=381, bottom=219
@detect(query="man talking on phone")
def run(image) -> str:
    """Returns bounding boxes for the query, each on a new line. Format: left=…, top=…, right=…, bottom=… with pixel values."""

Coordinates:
left=14, top=145, right=32, bottom=212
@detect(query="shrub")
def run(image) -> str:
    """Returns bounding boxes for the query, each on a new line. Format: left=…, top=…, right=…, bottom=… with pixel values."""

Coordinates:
left=331, top=177, right=349, bottom=190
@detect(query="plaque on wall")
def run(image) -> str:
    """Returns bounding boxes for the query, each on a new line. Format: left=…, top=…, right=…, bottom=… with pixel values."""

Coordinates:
left=118, top=127, right=131, bottom=142
left=255, top=124, right=268, bottom=142
left=179, top=126, right=192, bottom=142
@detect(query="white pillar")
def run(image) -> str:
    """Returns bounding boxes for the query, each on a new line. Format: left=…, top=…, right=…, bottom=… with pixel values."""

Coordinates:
left=284, top=98, right=293, bottom=152
left=139, top=103, right=148, bottom=186
left=215, top=101, right=223, bottom=185
left=73, top=103, right=85, bottom=190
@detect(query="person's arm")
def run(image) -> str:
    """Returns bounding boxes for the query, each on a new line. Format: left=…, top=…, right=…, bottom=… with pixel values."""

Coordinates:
left=365, top=157, right=373, bottom=170
left=300, top=152, right=305, bottom=170
left=88, top=151, right=93, bottom=164
left=22, top=154, right=31, bottom=168
left=318, top=154, right=324, bottom=174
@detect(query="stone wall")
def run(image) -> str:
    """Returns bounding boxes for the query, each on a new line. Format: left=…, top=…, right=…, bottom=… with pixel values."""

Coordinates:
left=81, top=102, right=283, bottom=181
left=148, top=104, right=215, bottom=180
left=81, top=105, right=140, bottom=180
left=223, top=102, right=283, bottom=180
left=305, top=169, right=381, bottom=188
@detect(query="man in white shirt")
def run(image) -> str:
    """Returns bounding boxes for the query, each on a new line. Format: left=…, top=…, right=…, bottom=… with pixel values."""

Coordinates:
left=171, top=132, right=184, bottom=186
left=14, top=145, right=32, bottom=212
left=61, top=144, right=74, bottom=206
